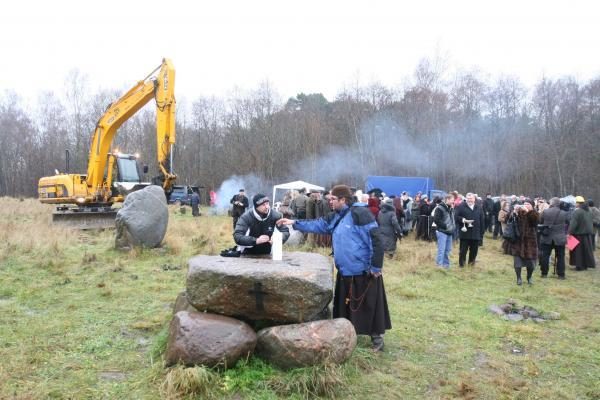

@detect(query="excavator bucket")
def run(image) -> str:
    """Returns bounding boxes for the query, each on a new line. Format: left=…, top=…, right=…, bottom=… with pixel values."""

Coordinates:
left=52, top=207, right=118, bottom=230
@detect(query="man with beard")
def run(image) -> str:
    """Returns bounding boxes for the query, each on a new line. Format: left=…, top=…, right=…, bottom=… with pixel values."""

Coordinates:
left=277, top=185, right=391, bottom=352
left=454, top=193, right=485, bottom=267
left=234, top=194, right=289, bottom=255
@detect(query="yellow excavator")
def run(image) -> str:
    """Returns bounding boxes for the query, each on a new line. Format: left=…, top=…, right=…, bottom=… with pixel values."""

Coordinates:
left=38, top=58, right=176, bottom=228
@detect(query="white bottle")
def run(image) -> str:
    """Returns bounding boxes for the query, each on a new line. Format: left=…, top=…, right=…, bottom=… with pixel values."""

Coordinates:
left=271, top=227, right=283, bottom=261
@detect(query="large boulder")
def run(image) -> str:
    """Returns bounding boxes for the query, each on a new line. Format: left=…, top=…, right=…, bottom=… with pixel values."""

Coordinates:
left=115, top=185, right=168, bottom=248
left=165, top=311, right=257, bottom=368
left=173, top=291, right=199, bottom=314
left=186, top=252, right=332, bottom=324
left=256, top=318, right=357, bottom=369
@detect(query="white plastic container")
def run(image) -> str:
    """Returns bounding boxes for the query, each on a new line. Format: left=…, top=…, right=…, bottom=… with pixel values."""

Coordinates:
left=271, top=228, right=283, bottom=261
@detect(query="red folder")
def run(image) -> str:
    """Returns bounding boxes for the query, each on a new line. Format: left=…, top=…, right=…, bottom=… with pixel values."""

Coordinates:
left=566, top=235, right=580, bottom=251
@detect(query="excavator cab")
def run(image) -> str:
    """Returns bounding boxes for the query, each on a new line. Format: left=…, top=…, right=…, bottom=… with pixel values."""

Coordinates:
left=110, top=153, right=150, bottom=197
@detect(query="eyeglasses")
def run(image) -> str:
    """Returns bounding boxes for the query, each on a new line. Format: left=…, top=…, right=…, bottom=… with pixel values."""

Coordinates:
left=329, top=196, right=339, bottom=202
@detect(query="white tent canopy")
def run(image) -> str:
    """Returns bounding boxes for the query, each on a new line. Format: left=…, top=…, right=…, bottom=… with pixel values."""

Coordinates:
left=272, top=180, right=325, bottom=203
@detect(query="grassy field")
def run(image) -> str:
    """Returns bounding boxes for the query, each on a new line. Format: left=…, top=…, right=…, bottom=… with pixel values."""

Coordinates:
left=1, top=197, right=599, bottom=399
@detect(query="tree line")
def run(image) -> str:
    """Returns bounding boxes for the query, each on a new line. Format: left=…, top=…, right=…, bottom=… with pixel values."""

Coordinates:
left=1, top=58, right=598, bottom=201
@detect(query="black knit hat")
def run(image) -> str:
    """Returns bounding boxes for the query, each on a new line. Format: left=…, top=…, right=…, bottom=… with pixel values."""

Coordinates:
left=252, top=193, right=270, bottom=208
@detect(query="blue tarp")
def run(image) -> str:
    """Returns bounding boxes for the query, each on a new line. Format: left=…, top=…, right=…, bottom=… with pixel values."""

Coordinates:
left=365, top=176, right=435, bottom=197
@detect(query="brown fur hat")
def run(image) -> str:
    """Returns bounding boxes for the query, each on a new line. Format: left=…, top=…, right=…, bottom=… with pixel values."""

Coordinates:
left=330, top=185, right=353, bottom=201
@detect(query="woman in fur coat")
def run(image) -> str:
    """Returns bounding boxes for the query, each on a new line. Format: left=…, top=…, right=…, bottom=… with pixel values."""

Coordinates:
left=508, top=199, right=539, bottom=285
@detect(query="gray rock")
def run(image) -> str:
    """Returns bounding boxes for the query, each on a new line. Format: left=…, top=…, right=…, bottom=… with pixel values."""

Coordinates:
left=499, top=303, right=514, bottom=313
left=173, top=291, right=199, bottom=314
left=165, top=311, right=257, bottom=368
left=488, top=304, right=505, bottom=315
left=256, top=318, right=356, bottom=369
left=115, top=185, right=168, bottom=249
left=186, top=252, right=333, bottom=324
left=504, top=313, right=524, bottom=322
left=284, top=229, right=305, bottom=246
left=544, top=311, right=561, bottom=320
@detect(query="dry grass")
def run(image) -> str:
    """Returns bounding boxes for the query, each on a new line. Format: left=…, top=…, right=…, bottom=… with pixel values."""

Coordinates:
left=1, top=198, right=600, bottom=399
left=267, top=362, right=345, bottom=399
left=160, top=365, right=222, bottom=400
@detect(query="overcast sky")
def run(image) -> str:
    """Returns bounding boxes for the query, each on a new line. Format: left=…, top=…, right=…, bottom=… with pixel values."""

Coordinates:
left=2, top=0, right=599, bottom=105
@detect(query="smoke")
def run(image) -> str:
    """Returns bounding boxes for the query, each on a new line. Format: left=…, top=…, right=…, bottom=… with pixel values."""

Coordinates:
left=284, top=111, right=510, bottom=192
left=214, top=173, right=269, bottom=210
left=284, top=113, right=436, bottom=189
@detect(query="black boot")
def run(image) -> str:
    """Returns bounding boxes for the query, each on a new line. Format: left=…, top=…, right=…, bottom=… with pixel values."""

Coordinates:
left=515, top=268, right=522, bottom=286
left=526, top=266, right=534, bottom=285
left=371, top=334, right=384, bottom=352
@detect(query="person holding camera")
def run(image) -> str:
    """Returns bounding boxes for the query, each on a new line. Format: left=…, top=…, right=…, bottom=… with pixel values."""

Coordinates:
left=508, top=199, right=539, bottom=285
left=539, top=197, right=569, bottom=279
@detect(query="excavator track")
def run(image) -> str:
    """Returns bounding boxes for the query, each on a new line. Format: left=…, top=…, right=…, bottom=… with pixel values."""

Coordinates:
left=52, top=206, right=117, bottom=230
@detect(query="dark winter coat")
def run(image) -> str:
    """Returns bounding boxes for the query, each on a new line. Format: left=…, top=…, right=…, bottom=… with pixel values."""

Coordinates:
left=483, top=198, right=494, bottom=217
left=291, top=194, right=309, bottom=218
left=433, top=202, right=455, bottom=235
left=230, top=194, right=249, bottom=217
left=568, top=205, right=594, bottom=235
left=234, top=208, right=289, bottom=254
left=454, top=202, right=485, bottom=240
left=539, top=206, right=569, bottom=246
left=493, top=200, right=502, bottom=219
left=377, top=203, right=403, bottom=252
left=508, top=209, right=539, bottom=259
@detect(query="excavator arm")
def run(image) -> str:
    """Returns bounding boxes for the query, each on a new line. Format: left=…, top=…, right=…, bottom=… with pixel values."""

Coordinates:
left=86, top=58, right=176, bottom=203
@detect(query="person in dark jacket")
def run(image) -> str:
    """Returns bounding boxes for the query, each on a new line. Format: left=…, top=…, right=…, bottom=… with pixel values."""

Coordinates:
left=509, top=200, right=539, bottom=285
left=568, top=196, right=596, bottom=271
left=233, top=194, right=289, bottom=255
left=230, top=189, right=249, bottom=229
left=539, top=197, right=569, bottom=279
left=190, top=191, right=200, bottom=217
left=411, top=193, right=422, bottom=230
left=588, top=199, right=600, bottom=249
left=483, top=193, right=494, bottom=233
left=492, top=195, right=505, bottom=239
left=277, top=185, right=391, bottom=352
left=377, top=199, right=403, bottom=258
left=290, top=188, right=309, bottom=219
left=416, top=196, right=432, bottom=241
left=454, top=193, right=485, bottom=267
left=433, top=194, right=456, bottom=269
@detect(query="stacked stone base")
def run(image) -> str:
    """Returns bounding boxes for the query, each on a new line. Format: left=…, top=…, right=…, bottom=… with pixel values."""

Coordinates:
left=165, top=252, right=356, bottom=370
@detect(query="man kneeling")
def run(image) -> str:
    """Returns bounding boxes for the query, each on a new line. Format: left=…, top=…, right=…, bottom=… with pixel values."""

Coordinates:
left=234, top=194, right=290, bottom=255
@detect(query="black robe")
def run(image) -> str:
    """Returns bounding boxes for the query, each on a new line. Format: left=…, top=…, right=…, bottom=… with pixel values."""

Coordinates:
left=333, top=273, right=391, bottom=335
left=569, top=234, right=596, bottom=270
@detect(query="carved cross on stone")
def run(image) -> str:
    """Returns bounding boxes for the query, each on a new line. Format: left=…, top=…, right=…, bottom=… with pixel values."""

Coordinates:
left=248, top=282, right=268, bottom=312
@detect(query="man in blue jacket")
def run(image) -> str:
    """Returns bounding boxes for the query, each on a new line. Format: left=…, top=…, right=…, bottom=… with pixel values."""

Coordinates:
left=278, top=185, right=391, bottom=351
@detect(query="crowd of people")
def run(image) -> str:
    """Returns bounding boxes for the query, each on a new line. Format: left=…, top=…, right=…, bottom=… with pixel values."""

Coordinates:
left=224, top=184, right=598, bottom=352
left=357, top=190, right=598, bottom=284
